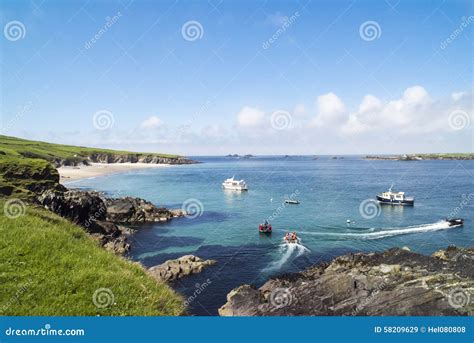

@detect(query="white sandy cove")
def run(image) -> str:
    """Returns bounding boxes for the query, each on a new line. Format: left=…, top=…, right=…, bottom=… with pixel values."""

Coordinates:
left=58, top=162, right=169, bottom=183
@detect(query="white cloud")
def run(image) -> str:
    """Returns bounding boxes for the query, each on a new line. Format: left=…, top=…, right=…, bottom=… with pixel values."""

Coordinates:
left=342, top=86, right=473, bottom=135
left=293, top=104, right=306, bottom=116
left=311, top=92, right=346, bottom=127
left=236, top=106, right=265, bottom=127
left=358, top=94, right=382, bottom=113
left=140, top=116, right=162, bottom=129
left=452, top=91, right=466, bottom=102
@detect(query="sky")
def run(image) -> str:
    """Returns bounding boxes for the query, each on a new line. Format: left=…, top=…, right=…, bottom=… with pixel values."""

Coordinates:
left=1, top=0, right=473, bottom=155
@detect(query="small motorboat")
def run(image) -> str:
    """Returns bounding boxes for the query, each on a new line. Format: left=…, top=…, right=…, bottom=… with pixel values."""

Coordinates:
left=284, top=199, right=300, bottom=205
left=284, top=232, right=299, bottom=244
left=446, top=218, right=464, bottom=227
left=259, top=221, right=272, bottom=234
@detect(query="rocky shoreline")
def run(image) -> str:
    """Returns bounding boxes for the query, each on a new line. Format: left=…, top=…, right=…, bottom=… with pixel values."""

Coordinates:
left=219, top=246, right=474, bottom=316
left=53, top=153, right=198, bottom=167
left=37, top=189, right=186, bottom=255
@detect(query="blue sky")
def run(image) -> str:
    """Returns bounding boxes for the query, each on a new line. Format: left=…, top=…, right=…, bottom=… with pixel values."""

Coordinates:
left=1, top=0, right=472, bottom=155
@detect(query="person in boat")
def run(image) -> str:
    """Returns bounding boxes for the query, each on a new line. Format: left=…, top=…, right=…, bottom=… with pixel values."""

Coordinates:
left=291, top=232, right=297, bottom=241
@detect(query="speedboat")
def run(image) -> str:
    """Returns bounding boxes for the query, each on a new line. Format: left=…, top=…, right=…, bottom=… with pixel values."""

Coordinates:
left=284, top=199, right=300, bottom=205
left=284, top=232, right=299, bottom=244
left=446, top=218, right=464, bottom=227
left=222, top=177, right=248, bottom=191
left=259, top=221, right=272, bottom=234
left=376, top=186, right=414, bottom=206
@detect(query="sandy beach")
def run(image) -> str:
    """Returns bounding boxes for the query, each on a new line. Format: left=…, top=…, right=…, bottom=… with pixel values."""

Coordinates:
left=58, top=162, right=169, bottom=183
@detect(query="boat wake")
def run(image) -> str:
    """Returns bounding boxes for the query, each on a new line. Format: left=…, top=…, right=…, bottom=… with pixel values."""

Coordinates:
left=263, top=241, right=310, bottom=272
left=300, top=221, right=459, bottom=240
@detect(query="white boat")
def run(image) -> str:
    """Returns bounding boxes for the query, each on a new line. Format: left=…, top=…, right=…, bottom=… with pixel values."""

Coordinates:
left=222, top=177, right=248, bottom=191
left=376, top=186, right=414, bottom=206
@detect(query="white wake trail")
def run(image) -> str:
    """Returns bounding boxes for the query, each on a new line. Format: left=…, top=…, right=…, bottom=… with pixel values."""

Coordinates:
left=299, top=221, right=458, bottom=240
left=263, top=241, right=310, bottom=272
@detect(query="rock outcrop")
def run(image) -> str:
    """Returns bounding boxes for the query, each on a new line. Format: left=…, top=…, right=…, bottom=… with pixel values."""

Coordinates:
left=37, top=189, right=185, bottom=254
left=219, top=246, right=474, bottom=316
left=148, top=255, right=216, bottom=282
left=105, top=197, right=181, bottom=223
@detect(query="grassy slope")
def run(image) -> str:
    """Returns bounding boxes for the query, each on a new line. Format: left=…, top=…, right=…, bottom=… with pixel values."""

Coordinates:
left=0, top=135, right=180, bottom=162
left=0, top=200, right=184, bottom=316
left=0, top=154, right=60, bottom=198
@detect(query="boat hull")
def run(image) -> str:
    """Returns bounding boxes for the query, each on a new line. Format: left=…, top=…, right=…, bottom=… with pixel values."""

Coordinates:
left=376, top=195, right=414, bottom=206
left=222, top=185, right=248, bottom=191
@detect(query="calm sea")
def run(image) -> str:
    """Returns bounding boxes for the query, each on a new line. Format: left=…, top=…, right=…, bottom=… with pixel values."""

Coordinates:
left=68, top=156, right=474, bottom=315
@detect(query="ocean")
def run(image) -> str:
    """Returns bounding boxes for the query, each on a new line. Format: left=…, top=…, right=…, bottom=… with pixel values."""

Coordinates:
left=68, top=156, right=474, bottom=315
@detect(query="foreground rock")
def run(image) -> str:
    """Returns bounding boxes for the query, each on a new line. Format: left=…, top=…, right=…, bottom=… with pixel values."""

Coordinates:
left=148, top=255, right=216, bottom=282
left=105, top=197, right=183, bottom=223
left=37, top=189, right=185, bottom=254
left=219, top=246, right=474, bottom=316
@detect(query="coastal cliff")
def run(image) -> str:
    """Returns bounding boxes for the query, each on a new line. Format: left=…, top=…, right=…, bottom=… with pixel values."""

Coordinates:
left=0, top=135, right=197, bottom=168
left=219, top=246, right=474, bottom=316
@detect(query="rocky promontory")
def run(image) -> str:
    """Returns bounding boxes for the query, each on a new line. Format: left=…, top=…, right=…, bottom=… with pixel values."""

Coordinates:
left=219, top=246, right=474, bottom=316
left=148, top=255, right=216, bottom=282
left=37, top=189, right=186, bottom=254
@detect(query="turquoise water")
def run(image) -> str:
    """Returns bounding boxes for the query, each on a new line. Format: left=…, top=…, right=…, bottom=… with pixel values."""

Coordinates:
left=68, top=156, right=474, bottom=315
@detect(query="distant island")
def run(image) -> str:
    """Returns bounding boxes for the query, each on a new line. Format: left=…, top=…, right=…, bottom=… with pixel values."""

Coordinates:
left=365, top=153, right=474, bottom=161
left=226, top=154, right=254, bottom=159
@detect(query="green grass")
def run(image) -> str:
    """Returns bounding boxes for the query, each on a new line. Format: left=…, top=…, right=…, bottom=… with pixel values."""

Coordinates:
left=0, top=135, right=180, bottom=163
left=0, top=200, right=184, bottom=316
left=0, top=154, right=61, bottom=198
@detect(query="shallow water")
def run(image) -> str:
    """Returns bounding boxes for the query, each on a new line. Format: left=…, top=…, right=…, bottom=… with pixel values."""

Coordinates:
left=69, top=156, right=474, bottom=315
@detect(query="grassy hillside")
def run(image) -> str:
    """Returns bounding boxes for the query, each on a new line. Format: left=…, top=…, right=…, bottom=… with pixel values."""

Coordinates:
left=0, top=154, right=61, bottom=198
left=0, top=200, right=184, bottom=316
left=0, top=135, right=180, bottom=165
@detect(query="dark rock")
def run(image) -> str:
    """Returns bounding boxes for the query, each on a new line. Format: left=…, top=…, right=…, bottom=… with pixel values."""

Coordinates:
left=219, top=247, right=474, bottom=316
left=36, top=189, right=184, bottom=255
left=105, top=197, right=176, bottom=223
left=148, top=255, right=216, bottom=282
left=37, top=190, right=107, bottom=227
